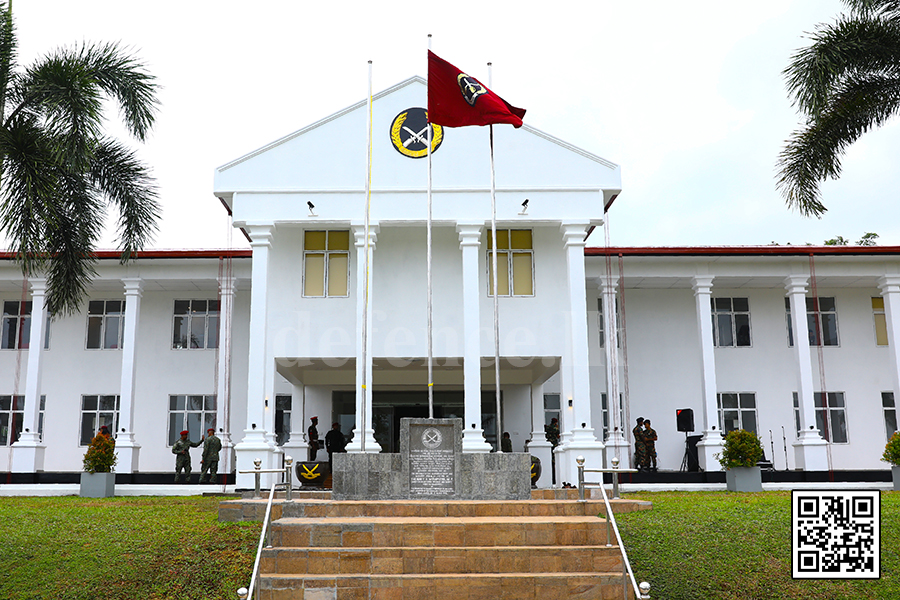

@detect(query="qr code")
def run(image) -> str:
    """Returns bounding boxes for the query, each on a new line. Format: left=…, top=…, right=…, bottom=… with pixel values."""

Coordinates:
left=792, top=490, right=880, bottom=579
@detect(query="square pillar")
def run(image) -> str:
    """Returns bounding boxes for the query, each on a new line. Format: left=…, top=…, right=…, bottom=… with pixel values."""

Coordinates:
left=11, top=279, right=48, bottom=473
left=692, top=275, right=724, bottom=471
left=785, top=275, right=828, bottom=471
left=347, top=225, right=381, bottom=453
left=458, top=223, right=491, bottom=452
left=114, top=278, right=143, bottom=473
left=234, top=224, right=277, bottom=489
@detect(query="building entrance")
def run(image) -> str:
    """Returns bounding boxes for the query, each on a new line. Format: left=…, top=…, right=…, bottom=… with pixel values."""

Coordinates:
left=332, top=390, right=501, bottom=453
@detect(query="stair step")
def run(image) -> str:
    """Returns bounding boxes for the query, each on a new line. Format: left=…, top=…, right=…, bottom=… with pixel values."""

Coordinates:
left=260, top=545, right=623, bottom=575
left=281, top=499, right=612, bottom=519
left=270, top=516, right=612, bottom=548
left=258, top=572, right=634, bottom=600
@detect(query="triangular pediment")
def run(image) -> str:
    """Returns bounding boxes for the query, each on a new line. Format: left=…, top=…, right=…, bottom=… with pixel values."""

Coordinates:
left=214, top=77, right=621, bottom=212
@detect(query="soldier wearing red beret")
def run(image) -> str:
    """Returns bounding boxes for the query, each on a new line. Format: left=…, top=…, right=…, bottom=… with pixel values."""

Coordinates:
left=172, top=429, right=202, bottom=483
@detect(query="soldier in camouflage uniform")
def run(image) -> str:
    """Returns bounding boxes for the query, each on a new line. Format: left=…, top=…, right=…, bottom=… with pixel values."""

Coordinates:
left=172, top=430, right=202, bottom=483
left=642, top=419, right=658, bottom=472
left=633, top=417, right=647, bottom=470
left=199, top=428, right=222, bottom=484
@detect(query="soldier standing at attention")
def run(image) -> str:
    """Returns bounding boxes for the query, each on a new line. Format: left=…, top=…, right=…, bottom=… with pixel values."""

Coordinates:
left=199, top=428, right=222, bottom=483
left=307, top=416, right=320, bottom=462
left=633, top=417, right=646, bottom=471
left=172, top=430, right=202, bottom=483
left=642, top=419, right=658, bottom=472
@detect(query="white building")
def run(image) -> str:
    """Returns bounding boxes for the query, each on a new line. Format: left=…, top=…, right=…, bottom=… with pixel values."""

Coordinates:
left=2, top=78, right=897, bottom=486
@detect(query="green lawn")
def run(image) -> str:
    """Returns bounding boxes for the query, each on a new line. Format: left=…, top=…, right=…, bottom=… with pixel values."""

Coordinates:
left=616, top=491, right=898, bottom=600
left=0, top=496, right=259, bottom=600
left=0, top=492, right=895, bottom=600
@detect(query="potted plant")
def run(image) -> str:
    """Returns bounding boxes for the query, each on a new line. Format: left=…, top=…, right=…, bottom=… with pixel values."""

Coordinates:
left=718, top=429, right=764, bottom=492
left=882, top=431, right=900, bottom=492
left=80, top=427, right=117, bottom=498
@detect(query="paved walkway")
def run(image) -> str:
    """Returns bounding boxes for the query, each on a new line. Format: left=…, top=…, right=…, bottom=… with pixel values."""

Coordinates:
left=0, top=481, right=892, bottom=497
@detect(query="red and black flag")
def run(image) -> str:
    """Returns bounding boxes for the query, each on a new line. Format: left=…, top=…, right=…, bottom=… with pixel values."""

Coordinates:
left=427, top=50, right=525, bottom=128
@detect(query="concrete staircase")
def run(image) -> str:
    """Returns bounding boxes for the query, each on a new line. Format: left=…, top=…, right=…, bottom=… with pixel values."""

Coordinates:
left=238, top=489, right=651, bottom=600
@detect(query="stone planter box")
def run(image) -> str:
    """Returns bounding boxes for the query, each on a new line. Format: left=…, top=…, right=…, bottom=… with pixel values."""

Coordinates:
left=725, top=466, right=762, bottom=492
left=893, top=466, right=900, bottom=492
left=80, top=472, right=116, bottom=498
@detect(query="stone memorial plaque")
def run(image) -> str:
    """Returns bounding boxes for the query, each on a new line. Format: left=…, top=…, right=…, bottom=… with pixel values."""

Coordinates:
left=409, top=424, right=455, bottom=495
left=400, top=418, right=461, bottom=498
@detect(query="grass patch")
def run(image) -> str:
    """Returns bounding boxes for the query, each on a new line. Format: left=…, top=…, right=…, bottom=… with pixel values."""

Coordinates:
left=616, top=491, right=898, bottom=600
left=0, top=496, right=260, bottom=600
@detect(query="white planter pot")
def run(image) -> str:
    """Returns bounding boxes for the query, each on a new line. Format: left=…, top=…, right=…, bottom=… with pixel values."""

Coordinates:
left=80, top=472, right=116, bottom=498
left=893, top=466, right=900, bottom=492
left=725, top=466, right=762, bottom=492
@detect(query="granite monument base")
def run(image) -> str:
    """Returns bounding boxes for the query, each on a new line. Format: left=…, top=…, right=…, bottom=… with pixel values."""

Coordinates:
left=332, top=417, right=531, bottom=500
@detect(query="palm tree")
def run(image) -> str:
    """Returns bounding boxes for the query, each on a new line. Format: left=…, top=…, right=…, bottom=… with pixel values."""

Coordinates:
left=777, top=0, right=900, bottom=217
left=0, top=1, right=159, bottom=315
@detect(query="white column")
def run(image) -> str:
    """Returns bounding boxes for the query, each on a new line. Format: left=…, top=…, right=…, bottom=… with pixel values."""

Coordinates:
left=556, top=222, right=604, bottom=484
left=114, top=278, right=143, bottom=473
left=528, top=381, right=552, bottom=488
left=785, top=275, right=828, bottom=471
left=879, top=276, right=900, bottom=413
left=458, top=223, right=491, bottom=452
left=346, top=225, right=381, bottom=453
left=215, top=273, right=235, bottom=474
left=692, top=275, right=724, bottom=471
left=598, top=276, right=629, bottom=466
left=11, top=279, right=48, bottom=473
left=235, top=225, right=276, bottom=489
left=281, top=382, right=309, bottom=459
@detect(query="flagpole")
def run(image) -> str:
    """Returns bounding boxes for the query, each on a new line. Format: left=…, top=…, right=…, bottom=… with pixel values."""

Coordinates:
left=426, top=35, right=434, bottom=419
left=488, top=60, right=502, bottom=450
left=361, top=60, right=373, bottom=452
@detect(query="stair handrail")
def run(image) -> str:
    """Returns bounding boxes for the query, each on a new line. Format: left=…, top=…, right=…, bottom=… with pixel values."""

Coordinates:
left=236, top=456, right=295, bottom=600
left=576, top=455, right=651, bottom=600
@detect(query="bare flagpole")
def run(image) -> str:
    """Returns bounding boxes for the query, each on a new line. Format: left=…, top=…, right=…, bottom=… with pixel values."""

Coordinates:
left=488, top=61, right=502, bottom=450
left=426, top=35, right=435, bottom=418
left=361, top=60, right=373, bottom=452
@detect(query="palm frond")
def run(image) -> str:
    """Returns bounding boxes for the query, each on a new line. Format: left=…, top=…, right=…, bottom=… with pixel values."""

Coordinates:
left=777, top=75, right=900, bottom=216
left=0, top=115, right=59, bottom=273
left=76, top=42, right=158, bottom=141
left=90, top=137, right=159, bottom=258
left=841, top=0, right=900, bottom=17
left=784, top=14, right=900, bottom=117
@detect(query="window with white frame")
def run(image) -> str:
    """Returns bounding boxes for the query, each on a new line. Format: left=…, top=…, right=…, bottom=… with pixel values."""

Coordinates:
left=597, top=296, right=622, bottom=348
left=172, top=300, right=219, bottom=349
left=303, top=230, right=350, bottom=297
left=792, top=392, right=848, bottom=443
left=711, top=298, right=751, bottom=347
left=1, top=395, right=45, bottom=445
left=168, top=395, right=217, bottom=446
left=86, top=300, right=125, bottom=349
left=599, top=392, right=625, bottom=440
left=79, top=395, right=120, bottom=445
left=275, top=394, right=292, bottom=446
left=487, top=229, right=534, bottom=297
left=873, top=297, right=889, bottom=346
left=543, top=393, right=560, bottom=444
left=785, top=297, right=839, bottom=347
left=884, top=392, right=897, bottom=441
left=2, top=301, right=50, bottom=350
left=716, top=392, right=757, bottom=434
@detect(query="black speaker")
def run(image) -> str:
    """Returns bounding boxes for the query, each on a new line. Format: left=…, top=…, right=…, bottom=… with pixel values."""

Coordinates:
left=676, top=408, right=694, bottom=432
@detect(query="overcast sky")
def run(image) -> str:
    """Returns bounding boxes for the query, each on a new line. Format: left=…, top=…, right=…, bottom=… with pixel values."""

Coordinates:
left=11, top=0, right=899, bottom=250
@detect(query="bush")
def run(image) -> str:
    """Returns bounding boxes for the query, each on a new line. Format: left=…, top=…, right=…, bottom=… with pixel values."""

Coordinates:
left=83, top=433, right=117, bottom=473
left=718, top=429, right=763, bottom=469
left=883, top=430, right=900, bottom=467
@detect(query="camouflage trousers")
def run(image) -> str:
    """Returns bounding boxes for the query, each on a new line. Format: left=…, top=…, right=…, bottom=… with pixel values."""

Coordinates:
left=199, top=459, right=219, bottom=483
